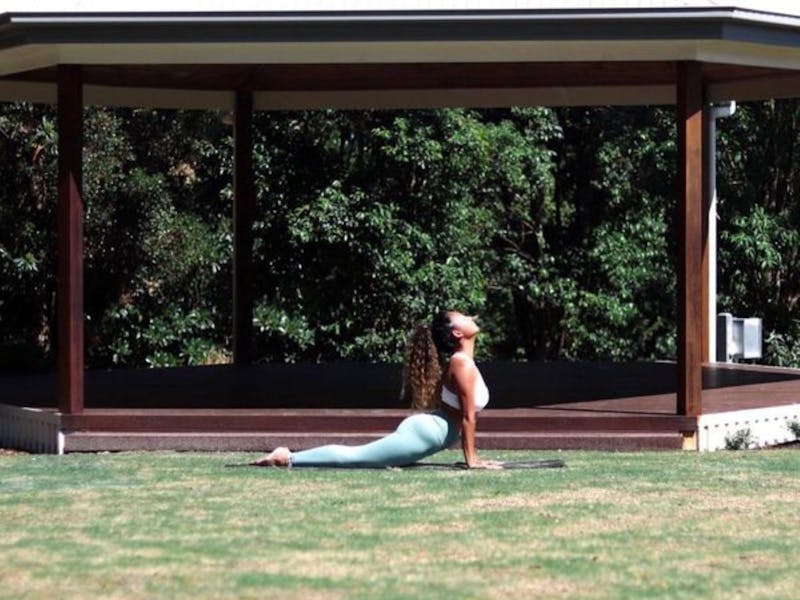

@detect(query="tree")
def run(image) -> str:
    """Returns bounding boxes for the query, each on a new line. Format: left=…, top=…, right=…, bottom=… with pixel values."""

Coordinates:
left=717, top=100, right=800, bottom=365
left=4, top=99, right=800, bottom=370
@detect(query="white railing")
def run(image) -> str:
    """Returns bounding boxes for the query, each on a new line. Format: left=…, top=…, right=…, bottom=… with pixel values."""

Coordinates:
left=0, top=404, right=63, bottom=454
left=697, top=404, right=800, bottom=451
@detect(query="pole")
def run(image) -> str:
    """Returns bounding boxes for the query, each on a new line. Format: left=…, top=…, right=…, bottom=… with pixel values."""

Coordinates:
left=676, top=61, right=705, bottom=417
left=56, top=65, right=85, bottom=414
left=707, top=101, right=736, bottom=362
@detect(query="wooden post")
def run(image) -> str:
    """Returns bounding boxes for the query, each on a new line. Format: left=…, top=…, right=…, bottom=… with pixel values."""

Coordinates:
left=56, top=65, right=85, bottom=414
left=701, top=105, right=712, bottom=363
left=233, top=91, right=255, bottom=364
left=676, top=61, right=705, bottom=416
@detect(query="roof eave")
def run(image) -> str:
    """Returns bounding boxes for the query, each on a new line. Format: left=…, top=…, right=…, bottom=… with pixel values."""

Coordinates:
left=1, top=7, right=800, bottom=48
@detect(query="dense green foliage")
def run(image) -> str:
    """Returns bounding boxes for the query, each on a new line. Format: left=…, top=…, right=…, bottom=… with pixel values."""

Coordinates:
left=717, top=100, right=800, bottom=366
left=2, top=100, right=800, bottom=370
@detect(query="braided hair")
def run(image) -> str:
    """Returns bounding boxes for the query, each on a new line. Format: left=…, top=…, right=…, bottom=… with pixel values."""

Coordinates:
left=401, top=310, right=457, bottom=410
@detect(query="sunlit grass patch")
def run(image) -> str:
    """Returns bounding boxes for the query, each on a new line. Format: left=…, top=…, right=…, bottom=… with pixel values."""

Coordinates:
left=1, top=450, right=799, bottom=599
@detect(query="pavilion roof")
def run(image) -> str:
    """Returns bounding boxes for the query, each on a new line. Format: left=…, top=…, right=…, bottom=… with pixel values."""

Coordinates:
left=2, top=1, right=800, bottom=16
left=2, top=1, right=800, bottom=109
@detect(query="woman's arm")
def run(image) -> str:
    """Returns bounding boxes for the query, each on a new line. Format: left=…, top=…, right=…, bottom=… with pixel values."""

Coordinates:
left=449, top=354, right=499, bottom=469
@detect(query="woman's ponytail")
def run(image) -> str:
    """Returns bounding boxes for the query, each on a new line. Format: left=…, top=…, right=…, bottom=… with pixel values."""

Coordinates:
left=401, top=323, right=443, bottom=410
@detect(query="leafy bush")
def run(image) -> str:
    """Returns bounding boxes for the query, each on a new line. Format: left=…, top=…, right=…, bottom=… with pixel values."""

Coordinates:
left=724, top=428, right=755, bottom=450
left=764, top=323, right=800, bottom=368
left=5, top=101, right=800, bottom=370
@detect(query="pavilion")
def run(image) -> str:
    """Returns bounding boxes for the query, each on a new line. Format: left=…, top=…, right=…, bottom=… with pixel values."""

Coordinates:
left=2, top=1, right=800, bottom=453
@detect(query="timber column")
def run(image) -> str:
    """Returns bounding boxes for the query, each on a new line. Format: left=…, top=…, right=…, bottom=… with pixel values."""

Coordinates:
left=676, top=61, right=706, bottom=417
left=56, top=65, right=85, bottom=414
left=233, top=91, right=255, bottom=364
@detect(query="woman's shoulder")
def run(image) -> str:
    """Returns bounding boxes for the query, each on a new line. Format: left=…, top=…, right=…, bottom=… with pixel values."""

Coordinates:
left=449, top=351, right=475, bottom=368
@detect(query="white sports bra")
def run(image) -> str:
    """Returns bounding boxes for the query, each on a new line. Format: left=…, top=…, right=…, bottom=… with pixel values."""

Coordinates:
left=440, top=356, right=490, bottom=412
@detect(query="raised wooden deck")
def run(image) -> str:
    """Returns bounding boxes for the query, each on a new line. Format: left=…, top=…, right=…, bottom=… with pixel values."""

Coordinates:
left=2, top=361, right=800, bottom=452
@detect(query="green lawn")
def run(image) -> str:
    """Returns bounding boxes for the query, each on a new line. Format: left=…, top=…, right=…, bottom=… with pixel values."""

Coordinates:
left=1, top=450, right=799, bottom=599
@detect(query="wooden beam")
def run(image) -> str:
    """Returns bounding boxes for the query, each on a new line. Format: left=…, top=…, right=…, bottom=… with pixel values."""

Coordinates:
left=701, top=103, right=711, bottom=363
left=8, top=62, right=795, bottom=92
left=676, top=61, right=706, bottom=416
left=4, top=62, right=679, bottom=90
left=56, top=65, right=84, bottom=414
left=233, top=90, right=255, bottom=365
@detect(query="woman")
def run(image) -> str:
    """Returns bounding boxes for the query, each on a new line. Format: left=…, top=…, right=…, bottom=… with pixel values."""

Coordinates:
left=251, top=310, right=501, bottom=469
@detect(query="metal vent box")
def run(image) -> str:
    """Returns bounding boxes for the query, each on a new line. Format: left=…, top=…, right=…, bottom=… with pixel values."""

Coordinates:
left=716, top=313, right=763, bottom=362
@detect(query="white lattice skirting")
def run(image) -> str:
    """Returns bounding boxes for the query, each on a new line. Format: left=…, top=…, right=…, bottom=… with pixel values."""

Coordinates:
left=697, top=404, right=800, bottom=451
left=0, top=404, right=63, bottom=454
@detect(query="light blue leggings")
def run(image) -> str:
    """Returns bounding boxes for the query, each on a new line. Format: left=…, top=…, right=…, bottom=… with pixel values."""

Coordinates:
left=290, top=410, right=460, bottom=468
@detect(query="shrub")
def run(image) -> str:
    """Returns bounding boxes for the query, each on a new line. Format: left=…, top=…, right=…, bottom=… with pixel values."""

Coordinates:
left=724, top=428, right=754, bottom=450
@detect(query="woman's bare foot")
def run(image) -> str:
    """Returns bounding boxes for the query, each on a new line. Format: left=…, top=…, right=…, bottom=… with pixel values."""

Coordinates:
left=250, top=447, right=292, bottom=467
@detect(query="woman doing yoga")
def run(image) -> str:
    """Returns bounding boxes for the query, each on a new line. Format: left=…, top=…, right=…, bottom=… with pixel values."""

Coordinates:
left=251, top=310, right=502, bottom=469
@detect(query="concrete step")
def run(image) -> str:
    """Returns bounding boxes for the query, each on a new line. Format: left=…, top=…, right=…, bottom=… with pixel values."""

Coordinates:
left=63, top=430, right=683, bottom=452
left=61, top=409, right=693, bottom=434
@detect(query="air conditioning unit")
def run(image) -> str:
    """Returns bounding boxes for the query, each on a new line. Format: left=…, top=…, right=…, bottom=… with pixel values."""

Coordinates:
left=716, top=313, right=762, bottom=363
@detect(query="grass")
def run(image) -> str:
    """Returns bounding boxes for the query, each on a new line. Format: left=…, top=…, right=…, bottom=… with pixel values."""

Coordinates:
left=1, top=449, right=799, bottom=599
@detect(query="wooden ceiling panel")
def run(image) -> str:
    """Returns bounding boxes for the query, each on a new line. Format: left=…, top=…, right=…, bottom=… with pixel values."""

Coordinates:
left=3, top=61, right=797, bottom=92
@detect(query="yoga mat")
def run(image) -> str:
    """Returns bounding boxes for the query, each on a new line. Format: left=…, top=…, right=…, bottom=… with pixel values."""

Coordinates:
left=409, top=459, right=565, bottom=470
left=227, top=458, right=565, bottom=469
